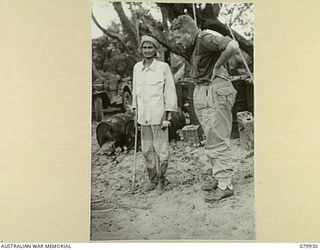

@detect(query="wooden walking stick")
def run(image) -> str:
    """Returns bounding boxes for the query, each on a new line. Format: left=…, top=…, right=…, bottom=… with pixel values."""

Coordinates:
left=131, top=99, right=138, bottom=194
left=131, top=119, right=138, bottom=193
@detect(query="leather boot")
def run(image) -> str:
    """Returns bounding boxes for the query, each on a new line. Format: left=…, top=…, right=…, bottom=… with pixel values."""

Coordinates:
left=204, top=187, right=234, bottom=202
left=156, top=177, right=165, bottom=194
left=201, top=178, right=218, bottom=191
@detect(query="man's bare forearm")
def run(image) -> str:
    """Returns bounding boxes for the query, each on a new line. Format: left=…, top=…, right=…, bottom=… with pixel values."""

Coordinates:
left=214, top=40, right=239, bottom=69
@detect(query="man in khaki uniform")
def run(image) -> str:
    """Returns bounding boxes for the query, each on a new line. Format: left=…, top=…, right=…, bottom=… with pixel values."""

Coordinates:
left=171, top=15, right=238, bottom=202
left=132, top=35, right=178, bottom=193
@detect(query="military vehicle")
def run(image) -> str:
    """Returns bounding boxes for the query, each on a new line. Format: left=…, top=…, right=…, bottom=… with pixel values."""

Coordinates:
left=92, top=73, right=132, bottom=122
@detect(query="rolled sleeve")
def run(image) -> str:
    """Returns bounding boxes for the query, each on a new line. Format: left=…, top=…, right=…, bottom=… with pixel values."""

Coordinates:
left=202, top=33, right=232, bottom=52
left=163, top=64, right=178, bottom=112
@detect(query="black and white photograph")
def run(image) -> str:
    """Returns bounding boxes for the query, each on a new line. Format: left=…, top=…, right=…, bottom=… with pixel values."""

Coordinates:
left=90, top=1, right=254, bottom=240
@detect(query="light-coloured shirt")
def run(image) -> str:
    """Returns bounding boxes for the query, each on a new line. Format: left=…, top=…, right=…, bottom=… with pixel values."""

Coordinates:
left=132, top=59, right=178, bottom=125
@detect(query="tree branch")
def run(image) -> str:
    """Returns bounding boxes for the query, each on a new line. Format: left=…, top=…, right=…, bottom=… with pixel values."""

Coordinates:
left=91, top=12, right=130, bottom=54
left=128, top=3, right=140, bottom=42
left=112, top=2, right=139, bottom=48
left=230, top=4, right=251, bottom=27
left=229, top=7, right=234, bottom=24
left=157, top=3, right=188, bottom=22
left=160, top=7, right=169, bottom=32
left=212, top=4, right=221, bottom=18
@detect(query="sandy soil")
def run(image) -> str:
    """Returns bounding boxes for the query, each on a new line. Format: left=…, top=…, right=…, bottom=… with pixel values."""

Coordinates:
left=90, top=120, right=255, bottom=241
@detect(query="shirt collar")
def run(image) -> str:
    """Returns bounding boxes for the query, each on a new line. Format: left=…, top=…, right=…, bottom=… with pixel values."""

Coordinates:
left=142, top=58, right=157, bottom=71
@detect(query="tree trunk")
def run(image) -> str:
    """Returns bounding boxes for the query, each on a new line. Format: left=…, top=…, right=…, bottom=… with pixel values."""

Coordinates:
left=92, top=62, right=101, bottom=82
left=160, top=7, right=169, bottom=33
left=113, top=2, right=139, bottom=49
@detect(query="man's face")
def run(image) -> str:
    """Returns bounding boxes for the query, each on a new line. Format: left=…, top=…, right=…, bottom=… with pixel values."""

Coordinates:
left=142, top=41, right=156, bottom=59
left=172, top=30, right=193, bottom=49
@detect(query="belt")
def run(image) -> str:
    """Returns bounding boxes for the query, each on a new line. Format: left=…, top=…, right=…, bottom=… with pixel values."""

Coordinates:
left=195, top=76, right=230, bottom=86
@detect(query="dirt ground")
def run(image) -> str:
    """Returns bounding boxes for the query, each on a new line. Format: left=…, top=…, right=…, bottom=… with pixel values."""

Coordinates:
left=90, top=117, right=255, bottom=241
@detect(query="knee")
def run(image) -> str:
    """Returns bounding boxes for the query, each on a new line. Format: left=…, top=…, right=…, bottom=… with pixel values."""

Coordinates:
left=158, top=150, right=169, bottom=162
left=142, top=150, right=154, bottom=161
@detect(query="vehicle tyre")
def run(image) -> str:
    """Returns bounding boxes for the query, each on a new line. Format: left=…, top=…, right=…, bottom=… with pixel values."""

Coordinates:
left=121, top=89, right=132, bottom=113
left=124, top=120, right=140, bottom=150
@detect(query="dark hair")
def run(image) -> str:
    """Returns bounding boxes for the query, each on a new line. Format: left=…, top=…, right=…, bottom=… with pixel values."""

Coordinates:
left=170, top=15, right=198, bottom=34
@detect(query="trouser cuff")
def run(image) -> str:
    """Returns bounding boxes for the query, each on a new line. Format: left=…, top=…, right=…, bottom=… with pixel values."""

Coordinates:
left=217, top=183, right=233, bottom=191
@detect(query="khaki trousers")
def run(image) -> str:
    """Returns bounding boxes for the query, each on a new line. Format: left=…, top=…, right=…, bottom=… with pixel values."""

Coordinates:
left=194, top=77, right=237, bottom=190
left=141, top=125, right=169, bottom=184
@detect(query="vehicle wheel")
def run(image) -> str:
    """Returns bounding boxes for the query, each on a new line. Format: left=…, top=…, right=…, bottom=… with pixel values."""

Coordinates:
left=94, top=96, right=103, bottom=122
left=121, top=90, right=132, bottom=112
left=96, top=122, right=109, bottom=147
left=125, top=120, right=140, bottom=150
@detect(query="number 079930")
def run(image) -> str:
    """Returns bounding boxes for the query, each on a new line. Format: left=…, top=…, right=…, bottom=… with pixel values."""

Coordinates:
left=300, top=244, right=319, bottom=248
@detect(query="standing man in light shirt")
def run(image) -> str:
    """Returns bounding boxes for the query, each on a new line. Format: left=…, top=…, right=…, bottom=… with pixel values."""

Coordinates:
left=132, top=35, right=178, bottom=194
